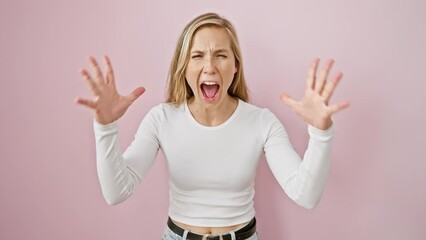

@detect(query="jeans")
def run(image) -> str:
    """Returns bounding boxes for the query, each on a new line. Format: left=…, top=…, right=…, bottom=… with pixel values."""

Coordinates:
left=161, top=226, right=260, bottom=240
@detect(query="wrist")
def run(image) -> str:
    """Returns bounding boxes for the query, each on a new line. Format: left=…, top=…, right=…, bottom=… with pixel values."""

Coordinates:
left=95, top=114, right=116, bottom=125
left=311, top=118, right=333, bottom=130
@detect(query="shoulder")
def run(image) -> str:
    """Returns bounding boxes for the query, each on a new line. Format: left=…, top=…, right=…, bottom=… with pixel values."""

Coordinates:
left=146, top=102, right=184, bottom=117
left=236, top=100, right=287, bottom=140
left=238, top=100, right=279, bottom=123
left=139, top=102, right=183, bottom=126
left=137, top=102, right=185, bottom=134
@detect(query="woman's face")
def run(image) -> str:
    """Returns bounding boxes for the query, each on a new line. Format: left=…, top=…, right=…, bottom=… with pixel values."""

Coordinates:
left=185, top=26, right=237, bottom=105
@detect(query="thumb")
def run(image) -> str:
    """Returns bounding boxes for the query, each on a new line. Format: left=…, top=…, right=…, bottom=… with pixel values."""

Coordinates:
left=127, top=87, right=146, bottom=102
left=280, top=93, right=297, bottom=108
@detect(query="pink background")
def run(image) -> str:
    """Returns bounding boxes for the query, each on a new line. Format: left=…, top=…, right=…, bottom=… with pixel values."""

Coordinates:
left=1, top=0, right=425, bottom=239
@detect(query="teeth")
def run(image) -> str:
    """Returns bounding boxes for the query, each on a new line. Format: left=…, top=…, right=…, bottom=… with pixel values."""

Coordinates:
left=203, top=81, right=217, bottom=85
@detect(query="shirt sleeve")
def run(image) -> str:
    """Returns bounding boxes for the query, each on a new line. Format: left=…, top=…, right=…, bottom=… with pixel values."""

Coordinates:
left=93, top=107, right=161, bottom=205
left=263, top=110, right=334, bottom=209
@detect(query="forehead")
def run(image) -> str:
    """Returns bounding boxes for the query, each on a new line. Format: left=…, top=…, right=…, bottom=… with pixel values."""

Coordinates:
left=190, top=26, right=232, bottom=50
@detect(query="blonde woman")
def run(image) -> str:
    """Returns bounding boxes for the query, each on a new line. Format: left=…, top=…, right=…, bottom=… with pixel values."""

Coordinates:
left=76, top=12, right=349, bottom=240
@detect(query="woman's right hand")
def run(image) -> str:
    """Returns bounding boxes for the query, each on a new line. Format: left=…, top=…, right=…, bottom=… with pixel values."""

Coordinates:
left=75, top=55, right=145, bottom=125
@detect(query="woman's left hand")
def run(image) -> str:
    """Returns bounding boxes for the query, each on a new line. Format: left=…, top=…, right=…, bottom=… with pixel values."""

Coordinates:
left=281, top=58, right=349, bottom=130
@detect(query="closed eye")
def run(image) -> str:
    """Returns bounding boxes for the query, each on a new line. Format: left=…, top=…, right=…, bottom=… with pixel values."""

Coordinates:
left=191, top=55, right=202, bottom=59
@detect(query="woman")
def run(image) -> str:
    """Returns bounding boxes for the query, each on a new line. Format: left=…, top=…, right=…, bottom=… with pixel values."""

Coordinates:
left=75, top=12, right=348, bottom=240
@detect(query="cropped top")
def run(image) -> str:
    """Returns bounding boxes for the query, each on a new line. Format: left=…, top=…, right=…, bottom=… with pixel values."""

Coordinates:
left=93, top=99, right=334, bottom=227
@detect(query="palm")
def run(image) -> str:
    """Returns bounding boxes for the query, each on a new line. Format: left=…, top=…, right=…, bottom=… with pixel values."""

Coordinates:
left=75, top=56, right=145, bottom=124
left=281, top=59, right=349, bottom=130
left=91, top=85, right=132, bottom=124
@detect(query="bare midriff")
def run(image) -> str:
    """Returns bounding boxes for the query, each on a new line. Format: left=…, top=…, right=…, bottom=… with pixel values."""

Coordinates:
left=173, top=220, right=249, bottom=235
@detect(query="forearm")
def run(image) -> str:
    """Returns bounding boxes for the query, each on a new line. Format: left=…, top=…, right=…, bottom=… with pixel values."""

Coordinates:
left=94, top=120, right=141, bottom=205
left=284, top=125, right=334, bottom=209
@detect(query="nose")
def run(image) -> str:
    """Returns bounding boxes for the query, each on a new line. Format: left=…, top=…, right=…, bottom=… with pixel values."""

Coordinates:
left=203, top=56, right=216, bottom=74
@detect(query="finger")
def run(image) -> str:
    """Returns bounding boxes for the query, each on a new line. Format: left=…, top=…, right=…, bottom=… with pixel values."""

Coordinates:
left=315, top=58, right=334, bottom=93
left=89, top=56, right=106, bottom=86
left=126, top=87, right=146, bottom=103
left=280, top=93, right=299, bottom=110
left=321, top=72, right=343, bottom=102
left=74, top=97, right=97, bottom=109
left=306, top=58, right=320, bottom=90
left=329, top=100, right=350, bottom=115
left=80, top=69, right=100, bottom=96
left=104, top=55, right=115, bottom=85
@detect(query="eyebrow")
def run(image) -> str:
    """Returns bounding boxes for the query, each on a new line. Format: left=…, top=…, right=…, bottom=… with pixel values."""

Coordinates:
left=190, top=49, right=230, bottom=54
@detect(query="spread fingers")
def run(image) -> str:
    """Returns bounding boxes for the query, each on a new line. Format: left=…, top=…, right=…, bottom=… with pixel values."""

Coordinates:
left=329, top=101, right=350, bottom=115
left=315, top=59, right=334, bottom=93
left=80, top=69, right=100, bottom=96
left=74, top=97, right=97, bottom=109
left=104, top=55, right=115, bottom=85
left=321, top=72, right=343, bottom=102
left=89, top=56, right=106, bottom=86
left=306, top=58, right=319, bottom=90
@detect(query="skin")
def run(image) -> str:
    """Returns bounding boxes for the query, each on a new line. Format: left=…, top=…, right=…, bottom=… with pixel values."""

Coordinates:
left=281, top=58, right=350, bottom=130
left=75, top=30, right=349, bottom=236
left=75, top=55, right=145, bottom=125
left=185, top=26, right=239, bottom=127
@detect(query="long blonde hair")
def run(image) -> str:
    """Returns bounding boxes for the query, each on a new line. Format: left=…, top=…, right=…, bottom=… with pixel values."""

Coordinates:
left=166, top=13, right=249, bottom=105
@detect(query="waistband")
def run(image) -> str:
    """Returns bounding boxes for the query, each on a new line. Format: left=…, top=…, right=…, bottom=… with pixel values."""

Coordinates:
left=167, top=217, right=256, bottom=240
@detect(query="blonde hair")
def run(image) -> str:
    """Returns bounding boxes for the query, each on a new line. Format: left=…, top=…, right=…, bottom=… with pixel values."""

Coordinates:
left=166, top=12, right=249, bottom=105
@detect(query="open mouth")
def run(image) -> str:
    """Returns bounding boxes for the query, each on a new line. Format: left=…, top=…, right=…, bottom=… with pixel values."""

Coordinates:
left=200, top=81, right=220, bottom=101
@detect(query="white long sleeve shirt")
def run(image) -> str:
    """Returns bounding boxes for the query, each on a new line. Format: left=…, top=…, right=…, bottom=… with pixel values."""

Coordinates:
left=94, top=99, right=334, bottom=227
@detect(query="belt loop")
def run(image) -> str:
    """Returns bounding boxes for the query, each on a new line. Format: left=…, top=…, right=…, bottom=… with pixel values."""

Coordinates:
left=230, top=231, right=236, bottom=240
left=202, top=234, right=211, bottom=240
left=182, top=229, right=189, bottom=240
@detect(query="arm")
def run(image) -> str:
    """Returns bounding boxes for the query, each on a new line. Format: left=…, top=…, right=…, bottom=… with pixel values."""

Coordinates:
left=75, top=56, right=150, bottom=205
left=268, top=58, right=349, bottom=208
left=264, top=113, right=334, bottom=209
left=94, top=111, right=160, bottom=205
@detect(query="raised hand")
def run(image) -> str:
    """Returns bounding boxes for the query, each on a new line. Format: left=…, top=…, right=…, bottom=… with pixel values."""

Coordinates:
left=281, top=58, right=349, bottom=130
left=75, top=56, right=145, bottom=125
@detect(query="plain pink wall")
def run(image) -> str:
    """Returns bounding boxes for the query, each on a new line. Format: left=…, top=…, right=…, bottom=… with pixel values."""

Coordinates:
left=1, top=0, right=425, bottom=239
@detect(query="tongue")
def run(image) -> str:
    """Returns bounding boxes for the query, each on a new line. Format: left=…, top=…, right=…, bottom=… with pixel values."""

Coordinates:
left=201, top=84, right=219, bottom=98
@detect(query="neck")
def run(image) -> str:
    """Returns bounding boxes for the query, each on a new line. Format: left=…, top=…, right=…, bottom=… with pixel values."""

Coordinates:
left=188, top=95, right=238, bottom=126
